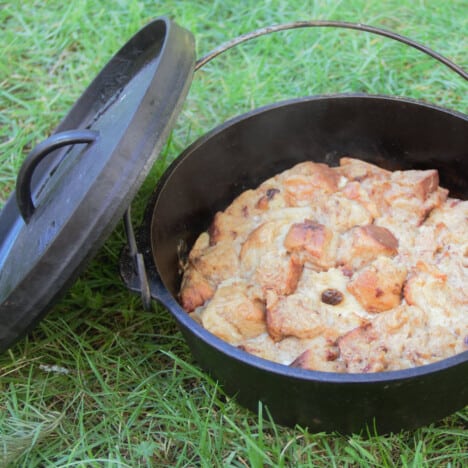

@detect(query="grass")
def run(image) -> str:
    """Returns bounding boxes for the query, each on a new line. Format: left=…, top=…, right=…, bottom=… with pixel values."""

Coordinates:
left=1, top=0, right=467, bottom=466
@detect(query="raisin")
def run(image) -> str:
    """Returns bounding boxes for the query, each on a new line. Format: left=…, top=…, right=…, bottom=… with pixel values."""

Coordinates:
left=266, top=188, right=280, bottom=200
left=321, top=288, right=344, bottom=305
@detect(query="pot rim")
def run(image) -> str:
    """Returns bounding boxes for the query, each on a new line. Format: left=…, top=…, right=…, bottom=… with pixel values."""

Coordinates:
left=156, top=93, right=467, bottom=192
left=149, top=92, right=468, bottom=384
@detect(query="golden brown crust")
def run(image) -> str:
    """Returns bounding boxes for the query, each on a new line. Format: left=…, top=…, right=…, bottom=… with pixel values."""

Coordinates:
left=266, top=294, right=324, bottom=342
left=199, top=282, right=266, bottom=344
left=337, top=224, right=398, bottom=271
left=254, top=252, right=304, bottom=296
left=284, top=220, right=337, bottom=270
left=347, top=257, right=407, bottom=313
left=180, top=157, right=467, bottom=373
left=180, top=268, right=215, bottom=312
left=289, top=343, right=346, bottom=373
left=283, top=162, right=341, bottom=205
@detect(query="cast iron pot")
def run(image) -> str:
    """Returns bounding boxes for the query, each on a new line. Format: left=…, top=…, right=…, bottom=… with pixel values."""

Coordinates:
left=122, top=94, right=468, bottom=435
left=121, top=25, right=468, bottom=434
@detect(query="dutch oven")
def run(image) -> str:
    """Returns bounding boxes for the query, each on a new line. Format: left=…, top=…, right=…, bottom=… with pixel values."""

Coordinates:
left=0, top=18, right=467, bottom=434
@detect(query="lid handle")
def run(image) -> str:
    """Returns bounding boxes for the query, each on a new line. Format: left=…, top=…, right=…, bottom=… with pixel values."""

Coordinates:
left=195, top=20, right=467, bottom=81
left=16, top=129, right=99, bottom=223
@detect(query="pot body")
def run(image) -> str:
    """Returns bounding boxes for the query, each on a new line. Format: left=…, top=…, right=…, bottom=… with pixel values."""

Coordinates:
left=141, top=95, right=468, bottom=433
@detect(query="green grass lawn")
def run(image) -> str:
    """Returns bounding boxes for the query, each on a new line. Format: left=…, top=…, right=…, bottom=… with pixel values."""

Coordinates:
left=1, top=0, right=467, bottom=466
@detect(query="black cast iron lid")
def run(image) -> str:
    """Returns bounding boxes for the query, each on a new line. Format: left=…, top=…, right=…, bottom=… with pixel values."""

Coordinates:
left=0, top=17, right=195, bottom=352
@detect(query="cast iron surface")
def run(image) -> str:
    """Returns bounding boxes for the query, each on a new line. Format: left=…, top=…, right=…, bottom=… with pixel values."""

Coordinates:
left=131, top=95, right=468, bottom=433
left=0, top=17, right=195, bottom=352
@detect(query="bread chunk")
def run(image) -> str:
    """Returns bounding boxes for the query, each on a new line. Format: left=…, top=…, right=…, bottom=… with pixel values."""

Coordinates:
left=284, top=220, right=338, bottom=270
left=338, top=157, right=391, bottom=181
left=180, top=268, right=215, bottom=312
left=382, top=170, right=448, bottom=225
left=239, top=220, right=303, bottom=296
left=393, top=169, right=439, bottom=200
left=283, top=161, right=341, bottom=205
left=404, top=261, right=467, bottom=324
left=311, top=193, right=374, bottom=232
left=208, top=210, right=256, bottom=244
left=341, top=181, right=380, bottom=218
left=289, top=338, right=346, bottom=373
left=347, top=257, right=407, bottom=313
left=191, top=240, right=240, bottom=284
left=337, top=225, right=398, bottom=271
left=199, top=281, right=266, bottom=345
left=254, top=251, right=303, bottom=296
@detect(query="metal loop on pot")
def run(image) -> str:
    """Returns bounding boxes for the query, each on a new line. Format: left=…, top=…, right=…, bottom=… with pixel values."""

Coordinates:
left=195, top=20, right=468, bottom=82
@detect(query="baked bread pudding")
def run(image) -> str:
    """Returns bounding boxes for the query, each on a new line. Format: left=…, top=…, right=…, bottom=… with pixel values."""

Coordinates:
left=179, top=157, right=468, bottom=373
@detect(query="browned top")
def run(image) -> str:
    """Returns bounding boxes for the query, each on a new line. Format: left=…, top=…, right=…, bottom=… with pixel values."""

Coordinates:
left=179, top=158, right=467, bottom=373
